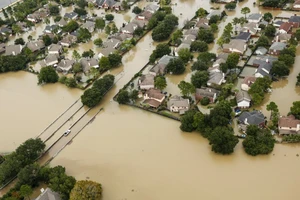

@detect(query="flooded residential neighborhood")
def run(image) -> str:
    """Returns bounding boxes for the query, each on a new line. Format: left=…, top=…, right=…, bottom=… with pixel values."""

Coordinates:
left=1, top=0, right=300, bottom=200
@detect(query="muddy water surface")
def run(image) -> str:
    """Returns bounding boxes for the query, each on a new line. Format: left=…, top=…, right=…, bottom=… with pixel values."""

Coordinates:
left=1, top=1, right=300, bottom=200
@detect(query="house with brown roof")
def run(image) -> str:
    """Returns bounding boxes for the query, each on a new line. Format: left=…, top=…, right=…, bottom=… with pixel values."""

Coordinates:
left=48, top=44, right=62, bottom=54
left=195, top=87, right=219, bottom=103
left=167, top=95, right=190, bottom=114
left=236, top=91, right=251, bottom=108
left=59, top=34, right=77, bottom=47
left=136, top=10, right=153, bottom=21
left=143, top=88, right=165, bottom=108
left=241, top=76, right=256, bottom=91
left=138, top=74, right=155, bottom=90
left=273, top=33, right=291, bottom=43
left=278, top=115, right=300, bottom=135
left=279, top=22, right=293, bottom=34
left=269, top=42, right=286, bottom=56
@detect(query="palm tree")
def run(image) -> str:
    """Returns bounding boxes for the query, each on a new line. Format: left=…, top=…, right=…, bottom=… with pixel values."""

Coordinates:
left=241, top=7, right=250, bottom=18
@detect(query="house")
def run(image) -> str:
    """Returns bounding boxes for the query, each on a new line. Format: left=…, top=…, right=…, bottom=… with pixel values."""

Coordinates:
left=181, top=34, right=196, bottom=45
left=0, top=43, right=6, bottom=54
left=82, top=21, right=95, bottom=33
left=247, top=13, right=262, bottom=23
left=212, top=53, right=228, bottom=69
left=293, top=0, right=300, bottom=9
left=27, top=40, right=45, bottom=52
left=236, top=90, right=251, bottom=108
left=223, top=39, right=247, bottom=55
left=60, top=34, right=77, bottom=47
left=16, top=22, right=29, bottom=32
left=195, top=18, right=209, bottom=29
left=144, top=4, right=160, bottom=13
left=238, top=110, right=265, bottom=127
left=195, top=87, right=219, bottom=103
left=44, top=54, right=59, bottom=66
left=241, top=76, right=256, bottom=91
left=255, top=47, right=268, bottom=55
left=273, top=33, right=291, bottom=43
left=98, top=47, right=115, bottom=58
left=278, top=115, right=300, bottom=135
left=149, top=55, right=175, bottom=76
left=269, top=42, right=286, bottom=56
left=48, top=44, right=62, bottom=54
left=121, top=22, right=138, bottom=34
left=102, top=38, right=121, bottom=49
left=132, top=19, right=147, bottom=28
left=143, top=88, right=165, bottom=108
left=110, top=33, right=132, bottom=41
left=255, top=62, right=272, bottom=78
left=235, top=32, right=251, bottom=42
left=57, top=18, right=67, bottom=27
left=174, top=43, right=190, bottom=57
left=56, top=59, right=75, bottom=73
left=5, top=45, right=22, bottom=56
left=207, top=71, right=226, bottom=86
left=242, top=22, right=259, bottom=35
left=102, top=0, right=117, bottom=9
left=167, top=95, right=190, bottom=114
left=288, top=15, right=300, bottom=28
left=35, top=188, right=61, bottom=200
left=252, top=55, right=277, bottom=67
left=64, top=12, right=78, bottom=20
left=27, top=13, right=40, bottom=23
left=0, top=26, right=12, bottom=36
left=44, top=25, right=60, bottom=34
left=183, top=27, right=199, bottom=37
left=80, top=58, right=99, bottom=73
left=39, top=33, right=55, bottom=40
left=113, top=1, right=122, bottom=11
left=279, top=22, right=293, bottom=34
left=206, top=10, right=222, bottom=20
left=138, top=74, right=155, bottom=90
left=273, top=20, right=284, bottom=27
left=136, top=10, right=153, bottom=21
left=95, top=0, right=105, bottom=7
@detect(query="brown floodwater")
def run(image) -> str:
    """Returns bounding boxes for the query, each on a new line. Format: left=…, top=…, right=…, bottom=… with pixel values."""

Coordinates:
left=1, top=1, right=300, bottom=200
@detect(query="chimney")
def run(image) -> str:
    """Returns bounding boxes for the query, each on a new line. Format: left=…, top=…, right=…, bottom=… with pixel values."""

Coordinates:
left=266, top=59, right=269, bottom=63
left=276, top=35, right=279, bottom=42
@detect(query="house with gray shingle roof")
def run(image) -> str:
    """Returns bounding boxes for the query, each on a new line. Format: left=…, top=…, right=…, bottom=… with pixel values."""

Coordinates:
left=236, top=90, right=251, bottom=108
left=64, top=12, right=78, bottom=20
left=149, top=55, right=175, bottom=76
left=238, top=110, right=265, bottom=127
left=27, top=40, right=45, bottom=52
left=35, top=188, right=61, bottom=200
left=0, top=26, right=12, bottom=36
left=247, top=13, right=262, bottom=23
left=121, top=22, right=138, bottom=34
left=235, top=32, right=251, bottom=42
left=44, top=54, right=59, bottom=66
left=48, top=44, right=62, bottom=54
left=269, top=42, right=286, bottom=56
left=144, top=4, right=160, bottom=13
left=57, top=59, right=75, bottom=73
left=138, top=74, right=155, bottom=90
left=82, top=21, right=95, bottom=33
left=167, top=95, right=190, bottom=114
left=5, top=45, right=23, bottom=56
left=80, top=58, right=99, bottom=73
left=57, top=18, right=67, bottom=27
left=174, top=43, right=190, bottom=57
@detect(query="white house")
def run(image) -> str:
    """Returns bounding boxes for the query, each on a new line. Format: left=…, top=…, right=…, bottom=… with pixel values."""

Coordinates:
left=236, top=91, right=251, bottom=108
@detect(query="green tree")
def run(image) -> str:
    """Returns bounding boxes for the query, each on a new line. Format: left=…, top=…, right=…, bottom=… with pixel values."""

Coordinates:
left=117, top=90, right=130, bottom=104
left=121, top=0, right=129, bottom=10
left=12, top=24, right=22, bottom=35
left=190, top=40, right=208, bottom=52
left=38, top=66, right=59, bottom=84
left=76, top=0, right=88, bottom=8
left=191, top=71, right=209, bottom=88
left=278, top=54, right=295, bottom=67
left=225, top=2, right=236, bottom=10
left=81, top=88, right=102, bottom=107
left=72, top=50, right=81, bottom=61
left=195, top=8, right=207, bottom=18
left=178, top=48, right=191, bottom=63
left=241, top=7, right=250, bottom=18
left=94, top=38, right=103, bottom=47
left=295, top=29, right=300, bottom=41
left=263, top=12, right=273, bottom=22
left=149, top=43, right=171, bottom=63
left=267, top=101, right=278, bottom=115
left=49, top=5, right=60, bottom=15
left=248, top=76, right=272, bottom=105
left=14, top=38, right=25, bottom=45
left=72, top=63, right=82, bottom=73
left=42, top=35, right=52, bottom=46
left=226, top=53, right=239, bottom=69
left=132, top=6, right=142, bottom=14
left=220, top=63, right=228, bottom=73
left=200, top=97, right=210, bottom=105
left=18, top=163, right=40, bottom=187
left=105, top=25, right=111, bottom=34
left=108, top=53, right=122, bottom=68
left=264, top=25, right=276, bottom=37
left=171, top=29, right=182, bottom=44
left=111, top=23, right=118, bottom=34
left=20, top=185, right=33, bottom=200
left=105, top=14, right=114, bottom=21
left=209, top=15, right=220, bottom=25
left=154, top=76, right=167, bottom=90
left=65, top=77, right=77, bottom=88
left=208, top=127, right=239, bottom=154
left=209, top=101, right=233, bottom=127
left=243, top=126, right=275, bottom=156
left=82, top=49, right=95, bottom=58
left=147, top=17, right=158, bottom=30
left=95, top=18, right=105, bottom=30
left=180, top=110, right=196, bottom=132
left=63, top=20, right=79, bottom=33
left=70, top=180, right=102, bottom=200
left=178, top=81, right=195, bottom=96
left=74, top=8, right=87, bottom=16
left=197, top=28, right=214, bottom=43
left=77, top=28, right=92, bottom=43
left=210, top=23, right=218, bottom=33
left=130, top=90, right=139, bottom=101
left=99, top=56, right=111, bottom=72
left=197, top=52, right=216, bottom=64
left=271, top=61, right=289, bottom=77
left=290, top=101, right=300, bottom=119
left=166, top=58, right=185, bottom=74
left=256, top=35, right=269, bottom=48
left=133, top=27, right=144, bottom=36
left=191, top=60, right=208, bottom=71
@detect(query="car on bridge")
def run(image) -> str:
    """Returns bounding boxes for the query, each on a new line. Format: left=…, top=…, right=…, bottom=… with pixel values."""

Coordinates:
left=64, top=129, right=71, bottom=136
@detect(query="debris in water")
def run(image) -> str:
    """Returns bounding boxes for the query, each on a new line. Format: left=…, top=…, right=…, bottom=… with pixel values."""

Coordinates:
left=86, top=176, right=90, bottom=179
left=297, top=154, right=299, bottom=157
left=132, top=189, right=134, bottom=192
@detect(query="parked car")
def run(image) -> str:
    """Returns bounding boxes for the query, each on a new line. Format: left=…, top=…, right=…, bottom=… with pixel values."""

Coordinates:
left=64, top=129, right=71, bottom=136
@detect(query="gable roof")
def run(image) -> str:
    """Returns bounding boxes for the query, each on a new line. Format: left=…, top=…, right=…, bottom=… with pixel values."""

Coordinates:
left=269, top=42, right=286, bottom=51
left=80, top=58, right=99, bottom=72
left=139, top=74, right=155, bottom=86
left=279, top=22, right=293, bottom=32
left=242, top=76, right=256, bottom=86
left=288, top=15, right=300, bottom=23
left=48, top=44, right=62, bottom=52
left=247, top=13, right=262, bottom=20
left=235, top=32, right=251, bottom=41
left=158, top=55, right=175, bottom=65
left=278, top=115, right=300, bottom=128
left=208, top=71, right=224, bottom=85
left=196, top=87, right=219, bottom=98
left=35, top=188, right=61, bottom=200
left=167, top=95, right=189, bottom=108
left=145, top=88, right=164, bottom=100
left=236, top=91, right=251, bottom=103
left=5, top=45, right=22, bottom=56
left=57, top=18, right=67, bottom=27
left=223, top=39, right=246, bottom=52
left=64, top=12, right=78, bottom=19
left=82, top=21, right=95, bottom=29
left=27, top=40, right=45, bottom=52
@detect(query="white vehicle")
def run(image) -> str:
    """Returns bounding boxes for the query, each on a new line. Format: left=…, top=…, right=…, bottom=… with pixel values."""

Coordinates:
left=64, top=129, right=71, bottom=136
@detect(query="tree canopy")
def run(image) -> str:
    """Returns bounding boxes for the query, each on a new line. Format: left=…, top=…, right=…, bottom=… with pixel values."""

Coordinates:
left=178, top=81, right=195, bottom=97
left=154, top=76, right=167, bottom=90
left=38, top=66, right=59, bottom=85
left=70, top=180, right=102, bottom=200
left=149, top=43, right=171, bottom=63
left=290, top=101, right=300, bottom=119
left=191, top=71, right=209, bottom=88
left=209, top=127, right=239, bottom=154
left=166, top=58, right=185, bottom=74
left=178, top=48, right=191, bottom=63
